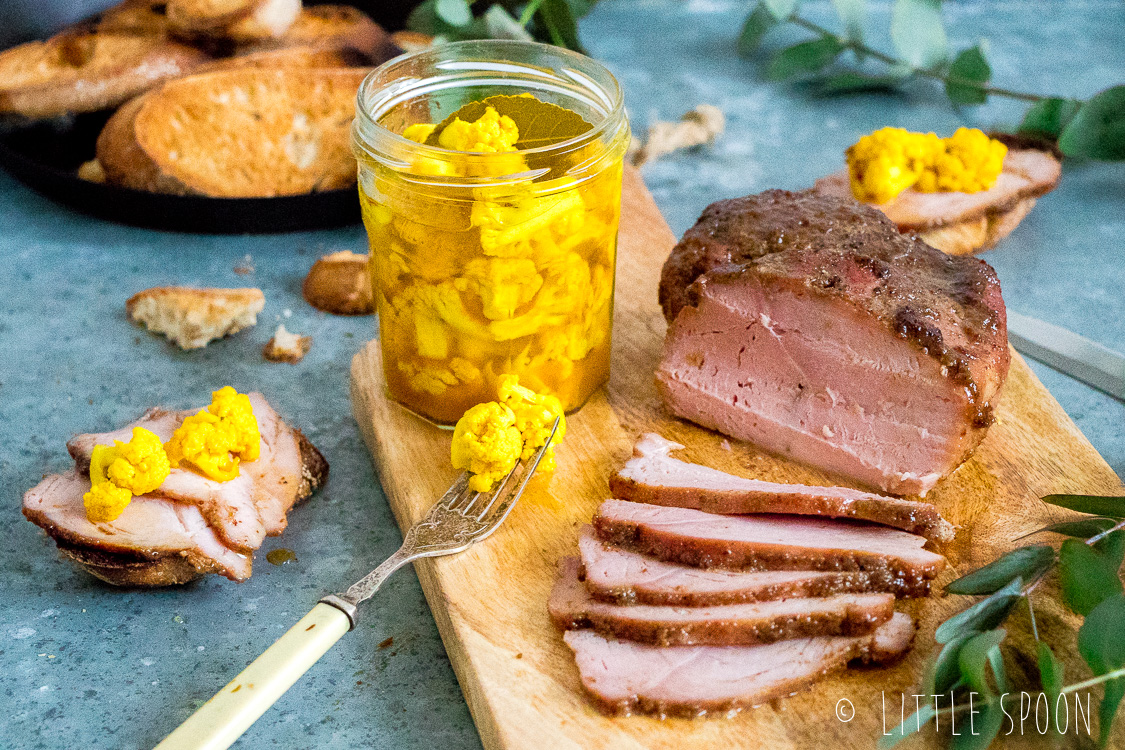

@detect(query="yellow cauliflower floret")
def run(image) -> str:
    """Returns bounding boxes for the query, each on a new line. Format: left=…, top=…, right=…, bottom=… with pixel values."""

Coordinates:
left=472, top=188, right=585, bottom=255
left=403, top=123, right=437, bottom=143
left=164, top=387, right=260, bottom=481
left=846, top=127, right=942, bottom=204
left=916, top=127, right=1007, bottom=194
left=83, top=426, right=170, bottom=523
left=399, top=358, right=482, bottom=395
left=439, top=107, right=519, bottom=153
left=455, top=257, right=544, bottom=320
left=451, top=402, right=522, bottom=492
left=847, top=126, right=1007, bottom=203
left=498, top=374, right=566, bottom=472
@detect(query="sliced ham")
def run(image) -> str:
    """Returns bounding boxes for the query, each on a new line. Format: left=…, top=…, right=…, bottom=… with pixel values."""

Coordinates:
left=611, top=433, right=954, bottom=542
left=594, top=500, right=945, bottom=591
left=24, top=393, right=328, bottom=585
left=577, top=526, right=928, bottom=603
left=563, top=611, right=915, bottom=717
left=657, top=190, right=1009, bottom=496
left=813, top=147, right=1062, bottom=231
left=65, top=393, right=306, bottom=552
left=22, top=471, right=253, bottom=582
left=550, top=557, right=892, bottom=646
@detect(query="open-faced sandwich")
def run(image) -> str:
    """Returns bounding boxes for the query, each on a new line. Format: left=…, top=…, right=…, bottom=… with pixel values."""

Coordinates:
left=814, top=127, right=1061, bottom=255
left=22, top=387, right=327, bottom=585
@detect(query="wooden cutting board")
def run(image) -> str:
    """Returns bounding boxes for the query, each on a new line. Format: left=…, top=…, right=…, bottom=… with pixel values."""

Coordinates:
left=351, top=167, right=1124, bottom=749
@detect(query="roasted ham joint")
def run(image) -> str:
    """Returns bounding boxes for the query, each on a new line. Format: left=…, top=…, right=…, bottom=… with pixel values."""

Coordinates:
left=551, top=434, right=949, bottom=717
left=23, top=392, right=327, bottom=586
left=657, top=189, right=1010, bottom=496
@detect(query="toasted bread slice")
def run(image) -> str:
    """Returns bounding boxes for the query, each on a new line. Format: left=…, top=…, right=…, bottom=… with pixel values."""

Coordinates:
left=126, top=286, right=265, bottom=349
left=224, top=0, right=301, bottom=41
left=168, top=0, right=299, bottom=39
left=98, top=67, right=366, bottom=197
left=0, top=32, right=208, bottom=119
left=302, top=250, right=374, bottom=315
left=813, top=147, right=1061, bottom=255
left=241, top=5, right=398, bottom=63
left=93, top=0, right=174, bottom=35
left=198, top=44, right=368, bottom=72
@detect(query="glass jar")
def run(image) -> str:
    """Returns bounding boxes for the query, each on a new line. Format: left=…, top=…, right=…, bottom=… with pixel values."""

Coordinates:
left=352, top=40, right=630, bottom=426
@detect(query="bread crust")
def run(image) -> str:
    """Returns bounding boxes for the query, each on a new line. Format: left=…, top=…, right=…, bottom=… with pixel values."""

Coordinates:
left=240, top=5, right=399, bottom=64
left=917, top=197, right=1038, bottom=256
left=0, top=33, right=208, bottom=119
left=27, top=430, right=328, bottom=587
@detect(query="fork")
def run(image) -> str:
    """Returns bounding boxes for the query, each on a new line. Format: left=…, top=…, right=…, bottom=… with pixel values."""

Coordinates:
left=154, top=418, right=560, bottom=750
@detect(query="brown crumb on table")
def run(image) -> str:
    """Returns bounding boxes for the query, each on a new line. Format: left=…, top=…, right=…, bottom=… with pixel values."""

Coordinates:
left=378, top=636, right=394, bottom=649
left=631, top=104, right=725, bottom=167
left=233, top=254, right=255, bottom=275
left=263, top=324, right=312, bottom=363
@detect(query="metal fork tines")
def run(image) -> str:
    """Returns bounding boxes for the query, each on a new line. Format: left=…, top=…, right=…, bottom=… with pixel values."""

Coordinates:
left=321, top=417, right=560, bottom=624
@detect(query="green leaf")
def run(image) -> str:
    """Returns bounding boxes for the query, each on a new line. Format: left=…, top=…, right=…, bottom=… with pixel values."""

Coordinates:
left=435, top=0, right=473, bottom=27
left=831, top=0, right=865, bottom=44
left=1042, top=494, right=1125, bottom=518
left=945, top=45, right=991, bottom=105
left=926, top=637, right=971, bottom=695
left=1077, top=594, right=1125, bottom=744
left=1031, top=517, right=1119, bottom=538
left=538, top=0, right=586, bottom=52
left=1059, top=86, right=1125, bottom=160
left=764, top=0, right=798, bottom=21
left=946, top=545, right=1055, bottom=595
left=767, top=37, right=845, bottom=81
left=936, top=578, right=1023, bottom=644
left=738, top=3, right=778, bottom=57
left=878, top=703, right=937, bottom=749
left=482, top=6, right=534, bottom=41
left=958, top=629, right=1006, bottom=696
left=1059, top=538, right=1124, bottom=616
left=1097, top=677, right=1125, bottom=747
left=1019, top=97, right=1082, bottom=139
left=890, top=0, right=948, bottom=68
left=810, top=71, right=906, bottom=96
left=951, top=700, right=1005, bottom=750
left=1038, top=642, right=1065, bottom=710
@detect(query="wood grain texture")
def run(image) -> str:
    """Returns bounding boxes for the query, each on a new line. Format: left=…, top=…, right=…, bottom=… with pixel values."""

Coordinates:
left=351, top=167, right=1124, bottom=749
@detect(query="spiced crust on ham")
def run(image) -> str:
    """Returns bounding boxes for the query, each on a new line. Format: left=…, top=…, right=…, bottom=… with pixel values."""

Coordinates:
left=23, top=394, right=327, bottom=586
left=813, top=143, right=1061, bottom=256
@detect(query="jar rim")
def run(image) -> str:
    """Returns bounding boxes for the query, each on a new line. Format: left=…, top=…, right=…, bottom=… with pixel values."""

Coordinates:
left=352, top=39, right=627, bottom=163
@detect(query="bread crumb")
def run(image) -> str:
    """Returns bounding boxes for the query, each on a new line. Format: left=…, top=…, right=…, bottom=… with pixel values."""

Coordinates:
left=632, top=105, right=725, bottom=167
left=233, top=254, right=255, bottom=275
left=720, top=439, right=731, bottom=451
left=391, top=31, right=433, bottom=53
left=77, top=159, right=106, bottom=183
left=263, top=324, right=311, bottom=363
left=378, top=636, right=394, bottom=649
left=126, top=287, right=264, bottom=350
left=302, top=250, right=373, bottom=315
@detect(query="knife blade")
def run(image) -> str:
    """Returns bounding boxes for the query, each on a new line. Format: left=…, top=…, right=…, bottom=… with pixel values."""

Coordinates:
left=1007, top=310, right=1125, bottom=402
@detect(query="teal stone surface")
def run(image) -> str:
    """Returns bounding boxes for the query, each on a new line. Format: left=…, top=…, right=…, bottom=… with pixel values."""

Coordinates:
left=1, top=1, right=1122, bottom=748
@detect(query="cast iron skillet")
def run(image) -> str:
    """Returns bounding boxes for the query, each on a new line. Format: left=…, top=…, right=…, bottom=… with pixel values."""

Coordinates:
left=0, top=110, right=360, bottom=234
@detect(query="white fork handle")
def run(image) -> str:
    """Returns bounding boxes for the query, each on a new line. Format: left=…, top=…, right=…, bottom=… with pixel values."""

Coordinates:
left=154, top=603, right=352, bottom=750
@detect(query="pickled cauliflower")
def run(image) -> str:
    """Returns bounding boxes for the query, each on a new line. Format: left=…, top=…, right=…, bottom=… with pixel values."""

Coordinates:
left=83, top=426, right=170, bottom=523
left=451, top=376, right=566, bottom=490
left=361, top=95, right=623, bottom=424
left=451, top=402, right=522, bottom=492
left=846, top=127, right=1007, bottom=204
left=164, top=387, right=260, bottom=482
left=498, top=374, right=566, bottom=472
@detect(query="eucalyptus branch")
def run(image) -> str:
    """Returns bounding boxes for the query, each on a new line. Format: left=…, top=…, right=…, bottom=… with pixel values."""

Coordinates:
left=785, top=15, right=1046, bottom=103
left=1061, top=668, right=1125, bottom=696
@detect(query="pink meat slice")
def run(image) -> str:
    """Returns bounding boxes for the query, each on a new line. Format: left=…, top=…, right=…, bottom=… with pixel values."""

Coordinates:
left=563, top=611, right=915, bottom=717
left=577, top=526, right=927, bottom=604
left=22, top=471, right=252, bottom=581
left=65, top=393, right=304, bottom=552
left=813, top=148, right=1062, bottom=230
left=594, top=500, right=945, bottom=590
left=550, top=557, right=893, bottom=646
left=611, top=433, right=954, bottom=541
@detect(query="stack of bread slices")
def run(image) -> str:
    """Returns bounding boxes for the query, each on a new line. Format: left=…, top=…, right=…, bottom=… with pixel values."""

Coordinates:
left=550, top=433, right=953, bottom=717
left=0, top=0, right=413, bottom=198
